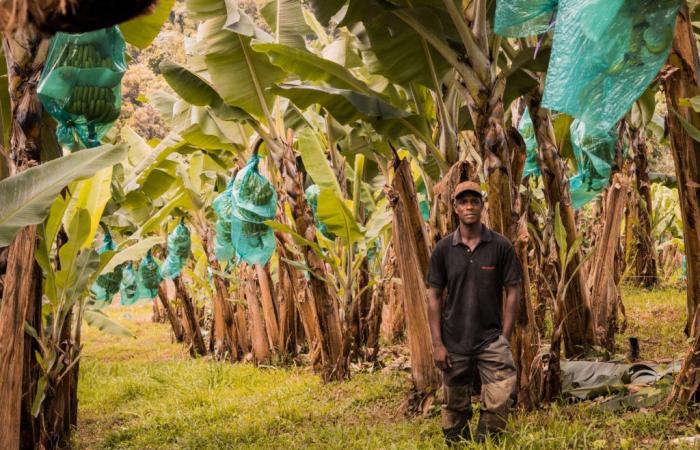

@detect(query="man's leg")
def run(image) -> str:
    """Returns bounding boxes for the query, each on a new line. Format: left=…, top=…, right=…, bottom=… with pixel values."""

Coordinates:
left=441, top=353, right=474, bottom=445
left=475, top=335, right=517, bottom=441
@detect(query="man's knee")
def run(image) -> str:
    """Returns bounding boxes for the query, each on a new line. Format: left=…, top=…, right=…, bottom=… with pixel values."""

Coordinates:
left=441, top=384, right=472, bottom=429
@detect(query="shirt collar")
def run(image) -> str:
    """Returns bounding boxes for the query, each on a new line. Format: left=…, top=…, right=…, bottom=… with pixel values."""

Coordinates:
left=451, top=223, right=493, bottom=246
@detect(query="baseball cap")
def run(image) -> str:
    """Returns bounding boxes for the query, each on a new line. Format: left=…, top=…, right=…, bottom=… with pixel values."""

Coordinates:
left=452, top=181, right=483, bottom=200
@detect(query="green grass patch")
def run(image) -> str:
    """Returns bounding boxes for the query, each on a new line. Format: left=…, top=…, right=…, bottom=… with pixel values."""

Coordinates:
left=76, top=290, right=698, bottom=449
left=617, top=286, right=688, bottom=360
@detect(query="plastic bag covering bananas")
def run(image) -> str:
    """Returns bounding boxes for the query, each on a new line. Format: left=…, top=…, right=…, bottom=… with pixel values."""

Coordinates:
left=160, top=219, right=191, bottom=280
left=213, top=179, right=237, bottom=262
left=91, top=231, right=123, bottom=302
left=119, top=263, right=140, bottom=306
left=137, top=250, right=162, bottom=299
left=541, top=0, right=682, bottom=132
left=494, top=0, right=558, bottom=38
left=37, top=26, right=127, bottom=149
left=519, top=107, right=541, bottom=179
left=229, top=155, right=277, bottom=265
left=568, top=119, right=617, bottom=209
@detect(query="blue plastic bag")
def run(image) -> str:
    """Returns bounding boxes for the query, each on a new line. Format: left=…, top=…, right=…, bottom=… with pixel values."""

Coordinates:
left=213, top=179, right=237, bottom=262
left=91, top=231, right=122, bottom=302
left=230, top=155, right=277, bottom=265
left=38, top=26, right=127, bottom=149
left=542, top=0, right=682, bottom=132
left=137, top=250, right=161, bottom=299
left=160, top=219, right=191, bottom=279
left=519, top=107, right=541, bottom=179
left=495, top=0, right=558, bottom=38
left=568, top=119, right=617, bottom=209
left=119, top=263, right=139, bottom=306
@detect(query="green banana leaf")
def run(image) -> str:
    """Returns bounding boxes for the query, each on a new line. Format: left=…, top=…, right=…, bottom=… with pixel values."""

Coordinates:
left=0, top=144, right=126, bottom=247
left=316, top=188, right=364, bottom=243
left=252, top=42, right=374, bottom=93
left=296, top=128, right=343, bottom=200
left=119, top=0, right=175, bottom=49
left=260, top=0, right=311, bottom=49
left=272, top=83, right=409, bottom=124
left=199, top=15, right=285, bottom=119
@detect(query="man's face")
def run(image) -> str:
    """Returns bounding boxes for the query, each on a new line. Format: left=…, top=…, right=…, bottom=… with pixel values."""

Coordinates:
left=453, top=193, right=483, bottom=225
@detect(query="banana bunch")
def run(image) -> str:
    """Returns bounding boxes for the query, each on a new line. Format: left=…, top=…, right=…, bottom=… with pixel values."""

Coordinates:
left=241, top=221, right=269, bottom=237
left=244, top=173, right=275, bottom=206
left=59, top=44, right=113, bottom=69
left=65, top=85, right=120, bottom=122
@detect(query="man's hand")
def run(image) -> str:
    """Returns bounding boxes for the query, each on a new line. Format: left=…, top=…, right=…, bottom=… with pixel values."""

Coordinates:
left=433, top=343, right=452, bottom=370
left=502, top=284, right=520, bottom=341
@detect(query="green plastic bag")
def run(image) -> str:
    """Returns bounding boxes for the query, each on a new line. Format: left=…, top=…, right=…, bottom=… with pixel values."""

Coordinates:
left=137, top=250, right=161, bottom=299
left=93, top=265, right=124, bottom=302
left=230, top=215, right=276, bottom=265
left=495, top=0, right=558, bottom=38
left=38, top=26, right=126, bottom=149
left=119, top=263, right=139, bottom=306
left=91, top=231, right=122, bottom=302
left=160, top=219, right=191, bottom=279
left=231, top=154, right=277, bottom=223
left=569, top=119, right=617, bottom=209
left=542, top=0, right=682, bottom=132
left=97, top=230, right=116, bottom=254
left=230, top=155, right=277, bottom=265
left=519, top=108, right=541, bottom=178
left=213, top=179, right=237, bottom=262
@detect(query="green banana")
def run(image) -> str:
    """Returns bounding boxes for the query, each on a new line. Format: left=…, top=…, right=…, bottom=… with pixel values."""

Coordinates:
left=68, top=84, right=120, bottom=122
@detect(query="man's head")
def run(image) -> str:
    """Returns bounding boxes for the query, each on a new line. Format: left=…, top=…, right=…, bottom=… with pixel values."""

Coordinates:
left=452, top=181, right=484, bottom=225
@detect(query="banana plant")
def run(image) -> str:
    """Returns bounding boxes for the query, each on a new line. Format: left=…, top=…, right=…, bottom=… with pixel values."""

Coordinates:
left=0, top=144, right=126, bottom=246
left=28, top=160, right=173, bottom=435
left=529, top=203, right=594, bottom=402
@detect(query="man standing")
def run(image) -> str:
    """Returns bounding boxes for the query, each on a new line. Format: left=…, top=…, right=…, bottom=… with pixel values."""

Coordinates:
left=426, top=181, right=521, bottom=445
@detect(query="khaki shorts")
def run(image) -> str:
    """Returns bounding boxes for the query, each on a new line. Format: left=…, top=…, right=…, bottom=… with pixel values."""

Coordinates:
left=441, top=335, right=517, bottom=433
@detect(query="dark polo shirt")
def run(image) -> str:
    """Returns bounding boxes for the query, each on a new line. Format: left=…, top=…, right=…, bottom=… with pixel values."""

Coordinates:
left=426, top=224, right=522, bottom=356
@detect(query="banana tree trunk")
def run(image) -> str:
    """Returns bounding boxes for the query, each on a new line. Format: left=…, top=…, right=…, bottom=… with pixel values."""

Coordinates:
left=278, top=138, right=347, bottom=381
left=527, top=94, right=596, bottom=358
left=379, top=246, right=405, bottom=343
left=511, top=163, right=541, bottom=409
left=627, top=126, right=658, bottom=287
left=0, top=29, right=47, bottom=450
left=38, top=310, right=75, bottom=449
left=589, top=174, right=630, bottom=352
left=364, top=280, right=384, bottom=362
left=152, top=297, right=162, bottom=322
left=387, top=158, right=440, bottom=394
left=277, top=236, right=319, bottom=360
left=662, top=5, right=700, bottom=406
left=469, top=83, right=542, bottom=407
left=20, top=265, right=43, bottom=449
left=201, top=227, right=237, bottom=359
left=234, top=301, right=251, bottom=357
left=662, top=5, right=700, bottom=338
left=274, top=239, right=300, bottom=354
left=255, top=263, right=280, bottom=353
left=174, top=277, right=206, bottom=357
left=157, top=283, right=184, bottom=342
left=241, top=264, right=270, bottom=363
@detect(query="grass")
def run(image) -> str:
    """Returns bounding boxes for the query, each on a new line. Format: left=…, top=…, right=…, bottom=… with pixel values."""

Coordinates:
left=76, top=287, right=700, bottom=449
left=615, top=286, right=688, bottom=361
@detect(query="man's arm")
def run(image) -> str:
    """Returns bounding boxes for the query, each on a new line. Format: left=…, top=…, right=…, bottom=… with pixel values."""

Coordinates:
left=428, top=286, right=451, bottom=369
left=502, top=284, right=520, bottom=340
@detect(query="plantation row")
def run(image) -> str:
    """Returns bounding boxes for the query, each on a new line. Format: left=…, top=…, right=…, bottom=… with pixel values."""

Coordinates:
left=1, top=0, right=700, bottom=448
